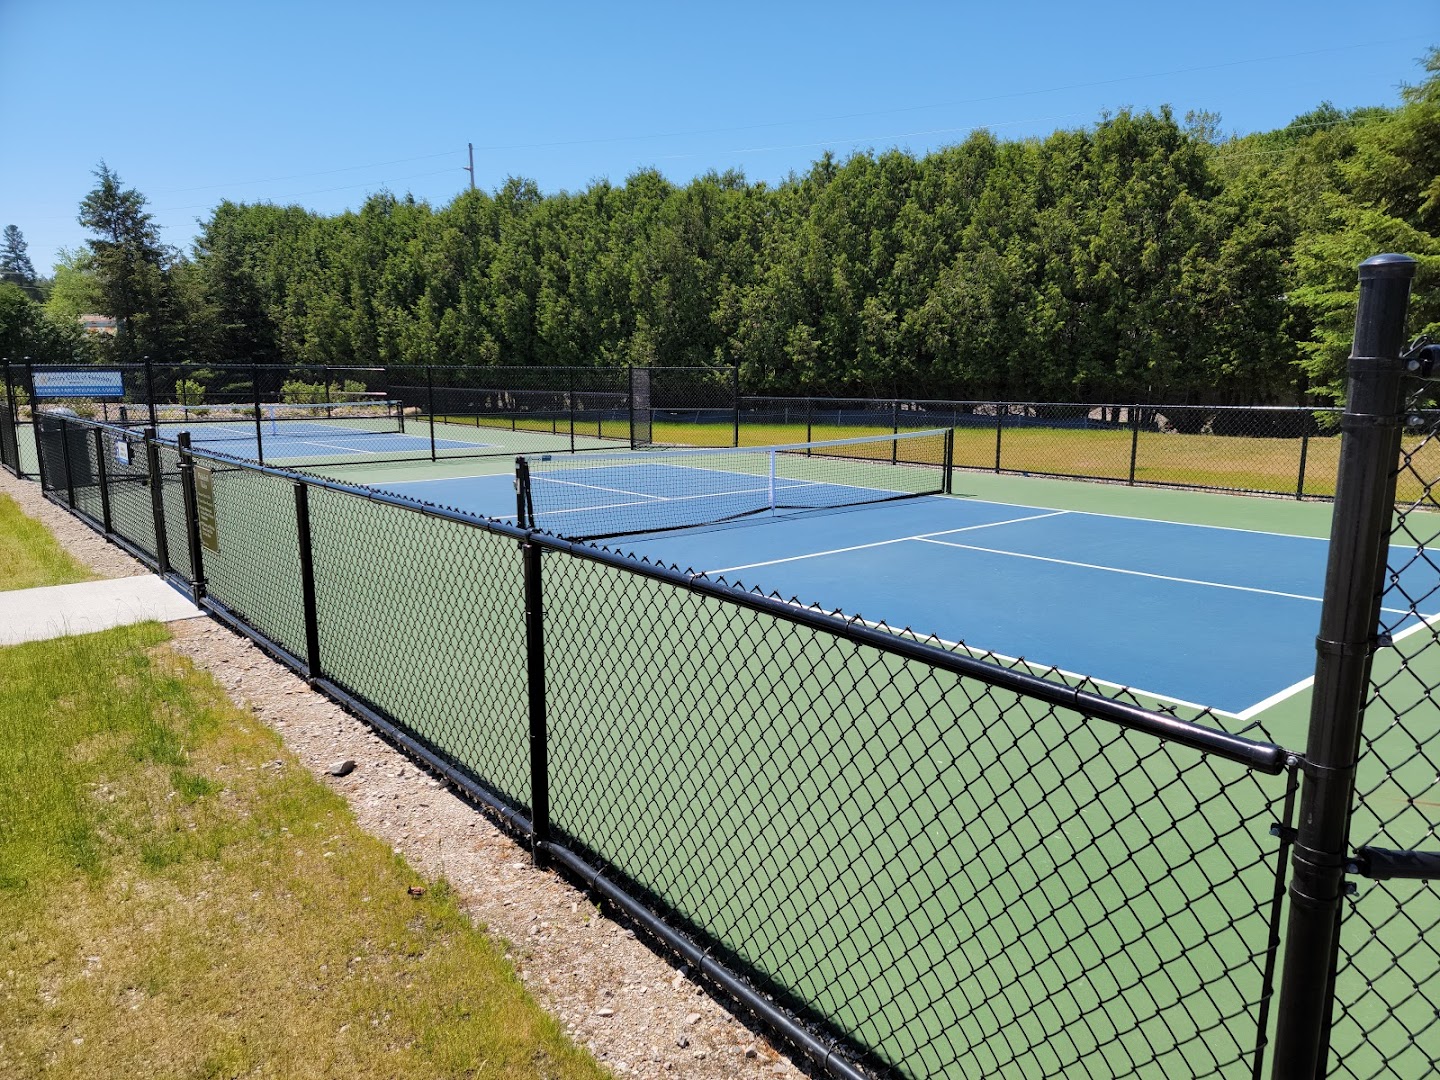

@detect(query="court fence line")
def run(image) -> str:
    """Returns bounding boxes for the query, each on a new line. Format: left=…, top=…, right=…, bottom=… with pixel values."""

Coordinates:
left=0, top=356, right=1378, bottom=500
left=33, top=404, right=1304, bottom=1079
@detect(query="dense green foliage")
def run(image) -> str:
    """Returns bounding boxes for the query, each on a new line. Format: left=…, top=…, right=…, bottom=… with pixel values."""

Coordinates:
left=16, top=51, right=1440, bottom=403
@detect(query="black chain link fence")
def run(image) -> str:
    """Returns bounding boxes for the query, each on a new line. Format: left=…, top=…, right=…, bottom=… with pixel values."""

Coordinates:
left=1323, top=381, right=1440, bottom=1080
left=34, top=410, right=1308, bottom=1079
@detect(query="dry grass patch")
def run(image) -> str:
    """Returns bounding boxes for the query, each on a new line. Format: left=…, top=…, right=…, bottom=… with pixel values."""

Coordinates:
left=0, top=623, right=606, bottom=1079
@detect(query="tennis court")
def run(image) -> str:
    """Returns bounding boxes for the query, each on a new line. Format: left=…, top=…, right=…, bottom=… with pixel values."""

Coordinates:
left=346, top=437, right=1439, bottom=721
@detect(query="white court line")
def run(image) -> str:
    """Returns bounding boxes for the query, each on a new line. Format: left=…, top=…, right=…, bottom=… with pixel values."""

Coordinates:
left=755, top=594, right=1241, bottom=720
left=705, top=511, right=1069, bottom=575
left=920, top=537, right=1423, bottom=617
left=1235, top=609, right=1440, bottom=720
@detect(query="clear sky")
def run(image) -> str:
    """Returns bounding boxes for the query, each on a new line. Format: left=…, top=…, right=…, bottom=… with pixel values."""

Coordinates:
left=1, top=1, right=1434, bottom=274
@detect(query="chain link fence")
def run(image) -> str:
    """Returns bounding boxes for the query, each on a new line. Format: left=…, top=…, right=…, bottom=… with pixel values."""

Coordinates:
left=35, top=409, right=1307, bottom=1079
left=1322, top=378, right=1440, bottom=1080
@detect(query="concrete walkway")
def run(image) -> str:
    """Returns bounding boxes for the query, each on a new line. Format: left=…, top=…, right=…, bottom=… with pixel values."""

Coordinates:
left=0, top=576, right=204, bottom=646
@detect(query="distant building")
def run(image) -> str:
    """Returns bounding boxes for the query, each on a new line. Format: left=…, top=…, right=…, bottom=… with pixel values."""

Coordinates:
left=78, top=314, right=117, bottom=335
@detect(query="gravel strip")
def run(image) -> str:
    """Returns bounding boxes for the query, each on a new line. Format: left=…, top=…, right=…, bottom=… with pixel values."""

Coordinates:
left=0, top=466, right=811, bottom=1079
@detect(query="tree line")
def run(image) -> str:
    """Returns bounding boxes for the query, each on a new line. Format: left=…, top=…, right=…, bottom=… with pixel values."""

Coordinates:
left=4, top=49, right=1437, bottom=404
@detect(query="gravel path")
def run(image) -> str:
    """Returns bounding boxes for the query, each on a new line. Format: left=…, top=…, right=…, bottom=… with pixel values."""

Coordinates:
left=0, top=467, right=809, bottom=1079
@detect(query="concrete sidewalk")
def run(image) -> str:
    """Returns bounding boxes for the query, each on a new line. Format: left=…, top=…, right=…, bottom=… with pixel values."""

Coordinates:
left=0, top=576, right=204, bottom=646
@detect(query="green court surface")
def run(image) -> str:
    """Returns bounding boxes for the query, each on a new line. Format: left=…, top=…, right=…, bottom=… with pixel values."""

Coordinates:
left=80, top=438, right=1440, bottom=1078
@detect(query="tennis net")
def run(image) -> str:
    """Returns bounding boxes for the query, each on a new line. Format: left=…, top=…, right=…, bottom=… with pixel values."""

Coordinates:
left=516, top=427, right=953, bottom=540
left=142, top=399, right=405, bottom=444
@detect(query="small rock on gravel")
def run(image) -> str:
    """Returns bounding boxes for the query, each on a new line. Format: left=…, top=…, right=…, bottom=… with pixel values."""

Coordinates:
left=328, top=759, right=357, bottom=777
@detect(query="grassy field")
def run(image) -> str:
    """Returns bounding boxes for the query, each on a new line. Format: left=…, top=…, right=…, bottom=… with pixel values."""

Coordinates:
left=0, top=622, right=606, bottom=1080
left=0, top=491, right=95, bottom=590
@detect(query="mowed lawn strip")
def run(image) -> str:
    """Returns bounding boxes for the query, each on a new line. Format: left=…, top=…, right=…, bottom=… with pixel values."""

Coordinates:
left=0, top=491, right=96, bottom=590
left=0, top=623, right=607, bottom=1080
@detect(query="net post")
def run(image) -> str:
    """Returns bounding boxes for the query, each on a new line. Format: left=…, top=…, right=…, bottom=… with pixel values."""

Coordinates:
left=293, top=481, right=323, bottom=681
left=515, top=456, right=533, bottom=529
left=1129, top=404, right=1140, bottom=485
left=176, top=431, right=207, bottom=605
left=805, top=397, right=813, bottom=446
left=522, top=537, right=550, bottom=869
left=94, top=427, right=113, bottom=534
left=994, top=403, right=1005, bottom=472
left=427, top=365, right=437, bottom=462
left=767, top=449, right=777, bottom=512
left=1296, top=420, right=1311, bottom=500
left=944, top=428, right=955, bottom=494
left=1271, top=253, right=1416, bottom=1080
left=145, top=428, right=172, bottom=578
left=251, top=363, right=265, bottom=466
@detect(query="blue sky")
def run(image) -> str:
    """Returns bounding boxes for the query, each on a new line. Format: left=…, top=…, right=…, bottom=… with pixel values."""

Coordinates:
left=1, top=1, right=1434, bottom=274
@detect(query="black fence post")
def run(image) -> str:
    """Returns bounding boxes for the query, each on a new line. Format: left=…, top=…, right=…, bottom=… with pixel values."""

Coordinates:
left=145, top=429, right=171, bottom=577
left=145, top=355, right=157, bottom=430
left=569, top=368, right=577, bottom=453
left=994, top=404, right=1006, bottom=473
left=523, top=537, right=550, bottom=869
left=93, top=427, right=112, bottom=535
left=732, top=365, right=741, bottom=447
left=176, top=432, right=207, bottom=606
left=294, top=482, right=323, bottom=681
left=251, top=364, right=265, bottom=466
left=427, top=365, right=437, bottom=462
left=1129, top=404, right=1141, bottom=485
left=60, top=417, right=76, bottom=509
left=1271, top=253, right=1417, bottom=1080
left=1296, top=424, right=1311, bottom=501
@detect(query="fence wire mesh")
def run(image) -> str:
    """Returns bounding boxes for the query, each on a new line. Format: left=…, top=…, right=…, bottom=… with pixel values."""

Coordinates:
left=540, top=552, right=1296, bottom=1078
left=1325, top=382, right=1440, bottom=1080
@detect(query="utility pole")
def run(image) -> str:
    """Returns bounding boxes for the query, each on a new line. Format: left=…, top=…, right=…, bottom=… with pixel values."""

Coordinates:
left=463, top=142, right=475, bottom=191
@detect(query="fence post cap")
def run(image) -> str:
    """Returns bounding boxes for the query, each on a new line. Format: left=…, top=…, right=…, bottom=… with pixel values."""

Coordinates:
left=1358, top=253, right=1417, bottom=279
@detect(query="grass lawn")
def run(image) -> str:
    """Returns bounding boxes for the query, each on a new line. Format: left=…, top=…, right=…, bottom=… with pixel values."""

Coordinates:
left=0, top=491, right=96, bottom=591
left=0, top=623, right=606, bottom=1079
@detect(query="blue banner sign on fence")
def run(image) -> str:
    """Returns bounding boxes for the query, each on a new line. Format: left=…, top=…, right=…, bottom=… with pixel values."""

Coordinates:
left=32, top=369, right=126, bottom=398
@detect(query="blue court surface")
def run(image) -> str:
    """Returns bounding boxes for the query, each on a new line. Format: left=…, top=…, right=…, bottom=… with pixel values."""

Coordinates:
left=371, top=470, right=1439, bottom=718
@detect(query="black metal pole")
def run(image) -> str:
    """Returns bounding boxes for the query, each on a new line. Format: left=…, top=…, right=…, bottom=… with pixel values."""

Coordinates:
left=294, top=482, right=323, bottom=681
left=523, top=538, right=550, bottom=869
left=427, top=365, right=436, bottom=461
left=1296, top=425, right=1311, bottom=501
left=145, top=429, right=171, bottom=577
left=994, top=403, right=1005, bottom=472
left=732, top=365, right=741, bottom=447
left=60, top=417, right=76, bottom=509
left=176, top=432, right=207, bottom=605
left=94, top=427, right=112, bottom=534
left=569, top=369, right=577, bottom=453
left=1129, top=404, right=1140, bottom=485
left=944, top=428, right=955, bottom=494
left=145, top=355, right=157, bottom=430
left=252, top=364, right=265, bottom=466
left=1271, top=253, right=1417, bottom=1080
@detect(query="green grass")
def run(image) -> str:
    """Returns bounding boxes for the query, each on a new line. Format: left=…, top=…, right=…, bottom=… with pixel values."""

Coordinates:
left=0, top=624, right=607, bottom=1080
left=0, top=490, right=96, bottom=590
